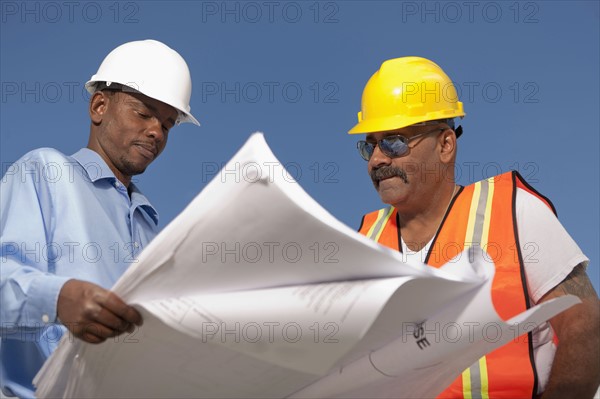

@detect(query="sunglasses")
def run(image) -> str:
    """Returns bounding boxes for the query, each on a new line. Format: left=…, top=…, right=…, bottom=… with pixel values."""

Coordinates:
left=357, top=127, right=446, bottom=161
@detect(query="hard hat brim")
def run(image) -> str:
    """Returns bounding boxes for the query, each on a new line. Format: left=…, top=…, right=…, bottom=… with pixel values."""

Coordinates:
left=348, top=112, right=465, bottom=135
left=178, top=112, right=200, bottom=126
left=85, top=79, right=200, bottom=126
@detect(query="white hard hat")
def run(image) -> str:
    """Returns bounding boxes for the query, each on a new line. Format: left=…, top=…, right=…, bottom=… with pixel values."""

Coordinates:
left=85, top=39, right=199, bottom=126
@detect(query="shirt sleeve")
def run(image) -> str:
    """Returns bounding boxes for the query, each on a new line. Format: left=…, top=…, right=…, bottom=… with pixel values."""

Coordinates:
left=516, top=188, right=589, bottom=303
left=1, top=155, right=72, bottom=335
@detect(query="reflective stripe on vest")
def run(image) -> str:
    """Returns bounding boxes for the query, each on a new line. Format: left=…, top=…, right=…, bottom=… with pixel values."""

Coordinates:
left=358, top=171, right=554, bottom=398
left=460, top=177, right=493, bottom=399
left=366, top=206, right=394, bottom=241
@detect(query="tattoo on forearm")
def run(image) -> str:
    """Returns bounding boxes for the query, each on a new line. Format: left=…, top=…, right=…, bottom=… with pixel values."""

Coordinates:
left=559, top=264, right=597, bottom=299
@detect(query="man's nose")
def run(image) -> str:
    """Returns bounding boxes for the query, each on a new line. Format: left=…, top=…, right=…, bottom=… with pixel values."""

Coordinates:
left=145, top=117, right=165, bottom=141
left=369, top=144, right=392, bottom=168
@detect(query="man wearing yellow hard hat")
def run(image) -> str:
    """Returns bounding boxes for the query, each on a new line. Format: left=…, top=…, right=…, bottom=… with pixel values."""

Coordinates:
left=350, top=57, right=599, bottom=398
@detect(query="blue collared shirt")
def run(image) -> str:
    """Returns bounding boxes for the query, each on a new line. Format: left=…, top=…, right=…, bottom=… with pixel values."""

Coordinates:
left=0, top=147, right=160, bottom=398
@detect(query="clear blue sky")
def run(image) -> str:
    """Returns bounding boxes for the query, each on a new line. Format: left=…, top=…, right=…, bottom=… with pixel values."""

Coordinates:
left=1, top=1, right=598, bottom=292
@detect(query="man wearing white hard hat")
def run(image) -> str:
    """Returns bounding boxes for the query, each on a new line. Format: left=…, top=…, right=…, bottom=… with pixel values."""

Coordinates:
left=0, top=40, right=200, bottom=398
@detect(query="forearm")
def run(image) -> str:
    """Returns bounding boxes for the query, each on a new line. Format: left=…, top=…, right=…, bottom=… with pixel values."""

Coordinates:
left=539, top=264, right=600, bottom=399
left=0, top=259, right=71, bottom=333
left=540, top=301, right=600, bottom=398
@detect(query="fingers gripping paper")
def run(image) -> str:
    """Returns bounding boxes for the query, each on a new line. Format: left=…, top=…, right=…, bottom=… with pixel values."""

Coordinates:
left=34, top=133, right=578, bottom=398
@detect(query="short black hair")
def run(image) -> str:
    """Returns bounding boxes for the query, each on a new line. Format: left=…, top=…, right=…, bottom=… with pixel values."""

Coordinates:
left=93, top=82, right=140, bottom=95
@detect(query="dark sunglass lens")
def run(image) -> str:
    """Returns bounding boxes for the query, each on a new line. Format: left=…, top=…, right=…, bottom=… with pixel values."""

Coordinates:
left=357, top=141, right=374, bottom=161
left=380, top=137, right=408, bottom=158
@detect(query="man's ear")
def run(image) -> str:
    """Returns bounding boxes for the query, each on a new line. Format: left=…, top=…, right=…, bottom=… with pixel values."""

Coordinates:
left=89, top=91, right=110, bottom=124
left=439, top=129, right=457, bottom=164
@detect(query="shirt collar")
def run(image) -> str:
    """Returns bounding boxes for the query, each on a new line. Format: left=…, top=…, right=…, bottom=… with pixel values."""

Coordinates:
left=71, top=148, right=118, bottom=183
left=71, top=148, right=159, bottom=225
left=129, top=183, right=159, bottom=225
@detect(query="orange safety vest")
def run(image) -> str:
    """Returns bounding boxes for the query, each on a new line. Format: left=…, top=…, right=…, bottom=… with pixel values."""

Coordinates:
left=358, top=171, right=556, bottom=399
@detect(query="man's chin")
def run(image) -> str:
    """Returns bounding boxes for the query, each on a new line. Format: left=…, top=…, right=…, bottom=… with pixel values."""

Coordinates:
left=121, top=162, right=148, bottom=179
left=376, top=184, right=408, bottom=206
left=131, top=167, right=147, bottom=176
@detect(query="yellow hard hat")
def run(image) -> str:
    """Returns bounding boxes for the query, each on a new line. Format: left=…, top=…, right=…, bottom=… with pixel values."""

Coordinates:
left=348, top=57, right=465, bottom=134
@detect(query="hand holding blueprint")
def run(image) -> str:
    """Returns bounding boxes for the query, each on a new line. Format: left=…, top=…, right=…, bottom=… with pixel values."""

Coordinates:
left=34, top=133, right=578, bottom=398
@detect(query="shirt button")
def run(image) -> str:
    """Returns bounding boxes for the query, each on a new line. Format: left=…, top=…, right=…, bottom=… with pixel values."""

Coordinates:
left=42, top=314, right=50, bottom=323
left=134, top=242, right=140, bottom=248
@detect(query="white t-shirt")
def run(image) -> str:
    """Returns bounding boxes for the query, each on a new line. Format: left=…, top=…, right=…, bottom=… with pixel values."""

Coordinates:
left=399, top=188, right=589, bottom=393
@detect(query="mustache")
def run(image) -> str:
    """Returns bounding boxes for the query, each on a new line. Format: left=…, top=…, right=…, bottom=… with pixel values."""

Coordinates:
left=370, top=166, right=408, bottom=184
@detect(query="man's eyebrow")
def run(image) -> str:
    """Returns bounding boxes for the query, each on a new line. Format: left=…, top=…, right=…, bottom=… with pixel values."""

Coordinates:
left=157, top=106, right=177, bottom=127
left=366, top=132, right=403, bottom=140
left=133, top=99, right=177, bottom=126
